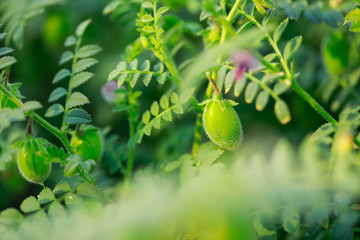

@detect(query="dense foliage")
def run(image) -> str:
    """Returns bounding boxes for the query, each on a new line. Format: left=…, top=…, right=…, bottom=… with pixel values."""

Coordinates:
left=1, top=0, right=360, bottom=239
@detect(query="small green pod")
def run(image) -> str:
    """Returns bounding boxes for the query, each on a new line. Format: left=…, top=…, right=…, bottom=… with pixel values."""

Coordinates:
left=17, top=139, right=51, bottom=184
left=70, top=125, right=103, bottom=162
left=203, top=94, right=243, bottom=151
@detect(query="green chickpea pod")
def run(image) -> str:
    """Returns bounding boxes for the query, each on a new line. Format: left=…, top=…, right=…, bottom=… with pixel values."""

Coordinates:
left=70, top=125, right=103, bottom=162
left=17, top=137, right=52, bottom=185
left=203, top=93, right=243, bottom=151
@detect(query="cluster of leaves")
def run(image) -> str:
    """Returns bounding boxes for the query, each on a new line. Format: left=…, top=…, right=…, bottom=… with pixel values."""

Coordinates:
left=108, top=59, right=173, bottom=88
left=0, top=0, right=62, bottom=48
left=345, top=1, right=360, bottom=32
left=136, top=1, right=170, bottom=63
left=139, top=89, right=193, bottom=141
left=0, top=18, right=100, bottom=184
left=276, top=0, right=344, bottom=28
left=0, top=181, right=106, bottom=237
left=0, top=137, right=359, bottom=239
left=0, top=26, right=43, bottom=130
left=46, top=19, right=100, bottom=126
left=317, top=1, right=360, bottom=113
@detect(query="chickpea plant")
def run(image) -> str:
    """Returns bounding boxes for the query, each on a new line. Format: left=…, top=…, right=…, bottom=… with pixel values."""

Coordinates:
left=0, top=19, right=101, bottom=185
left=0, top=0, right=360, bottom=239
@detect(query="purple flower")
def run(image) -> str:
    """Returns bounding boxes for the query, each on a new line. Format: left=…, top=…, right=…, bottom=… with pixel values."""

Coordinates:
left=231, top=50, right=259, bottom=81
left=101, top=80, right=119, bottom=103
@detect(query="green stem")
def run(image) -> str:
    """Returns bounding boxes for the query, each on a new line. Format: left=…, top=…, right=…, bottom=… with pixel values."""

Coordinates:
left=4, top=68, right=10, bottom=89
left=61, top=36, right=82, bottom=129
left=127, top=120, right=135, bottom=178
left=192, top=112, right=203, bottom=156
left=241, top=12, right=291, bottom=78
left=227, top=0, right=242, bottom=22
left=126, top=86, right=138, bottom=180
left=291, top=81, right=337, bottom=125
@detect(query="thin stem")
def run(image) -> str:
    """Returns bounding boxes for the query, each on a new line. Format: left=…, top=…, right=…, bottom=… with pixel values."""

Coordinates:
left=227, top=0, right=242, bottom=22
left=126, top=86, right=138, bottom=180
left=291, top=81, right=337, bottom=125
left=4, top=67, right=10, bottom=89
left=241, top=12, right=292, bottom=78
left=208, top=75, right=220, bottom=94
left=61, top=36, right=82, bottom=129
left=192, top=112, right=203, bottom=156
left=127, top=120, right=135, bottom=178
left=26, top=117, right=33, bottom=135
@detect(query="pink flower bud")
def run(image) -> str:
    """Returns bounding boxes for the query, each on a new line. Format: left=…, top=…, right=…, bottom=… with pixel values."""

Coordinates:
left=101, top=81, right=119, bottom=103
left=231, top=50, right=259, bottom=81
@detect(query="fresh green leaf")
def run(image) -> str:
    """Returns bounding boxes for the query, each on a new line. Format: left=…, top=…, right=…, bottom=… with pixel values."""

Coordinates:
left=77, top=45, right=102, bottom=58
left=48, top=87, right=67, bottom=102
left=65, top=109, right=92, bottom=124
left=0, top=208, right=24, bottom=226
left=281, top=207, right=300, bottom=235
left=73, top=58, right=98, bottom=74
left=150, top=101, right=160, bottom=116
left=20, top=196, right=40, bottom=213
left=273, top=18, right=288, bottom=43
left=59, top=51, right=74, bottom=65
left=67, top=92, right=89, bottom=108
left=283, top=36, right=302, bottom=61
left=70, top=72, right=94, bottom=89
left=160, top=95, right=169, bottom=109
left=53, top=69, right=71, bottom=84
left=21, top=101, right=42, bottom=111
left=0, top=56, right=16, bottom=69
left=45, top=104, right=64, bottom=118
left=38, top=188, right=55, bottom=205
left=0, top=47, right=13, bottom=57
left=64, top=36, right=77, bottom=47
left=53, top=181, right=71, bottom=196
left=76, top=19, right=92, bottom=37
